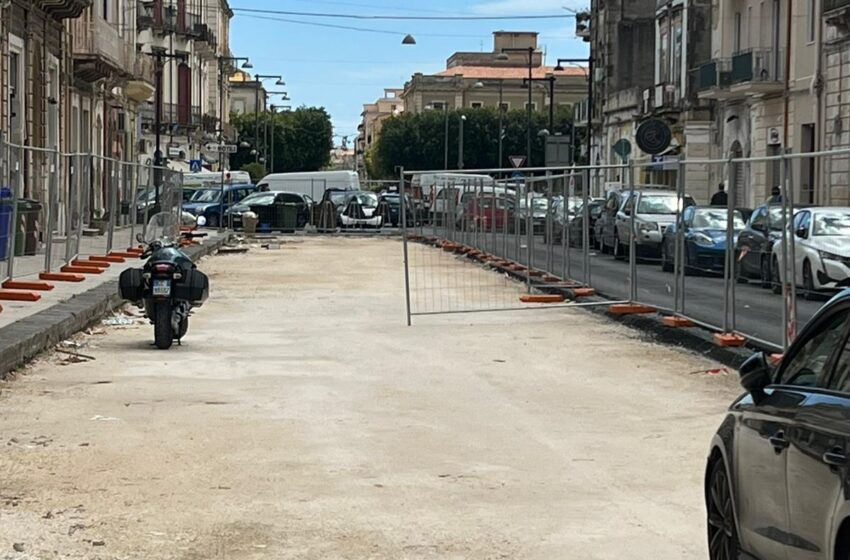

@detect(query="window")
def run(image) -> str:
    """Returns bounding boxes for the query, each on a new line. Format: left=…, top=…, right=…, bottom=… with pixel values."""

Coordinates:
left=432, top=101, right=446, bottom=110
left=807, top=0, right=816, bottom=42
left=779, top=310, right=850, bottom=387
left=525, top=102, right=537, bottom=111
left=734, top=11, right=742, bottom=52
left=471, top=102, right=484, bottom=109
left=499, top=102, right=510, bottom=111
left=751, top=207, right=767, bottom=231
left=794, top=211, right=811, bottom=238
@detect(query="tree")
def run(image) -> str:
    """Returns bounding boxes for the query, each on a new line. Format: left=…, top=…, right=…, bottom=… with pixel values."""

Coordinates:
left=240, top=162, right=266, bottom=183
left=229, top=107, right=333, bottom=175
left=370, top=107, right=576, bottom=179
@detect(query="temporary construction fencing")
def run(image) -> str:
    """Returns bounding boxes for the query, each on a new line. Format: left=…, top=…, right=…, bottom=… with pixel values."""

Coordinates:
left=399, top=147, right=850, bottom=353
left=0, top=133, right=183, bottom=297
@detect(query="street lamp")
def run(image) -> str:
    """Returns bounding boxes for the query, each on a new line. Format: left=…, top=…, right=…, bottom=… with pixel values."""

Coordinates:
left=218, top=55, right=251, bottom=171
left=498, top=46, right=535, bottom=167
left=523, top=73, right=557, bottom=133
left=265, top=92, right=289, bottom=173
left=458, top=115, right=467, bottom=170
left=555, top=57, right=593, bottom=165
left=253, top=74, right=285, bottom=165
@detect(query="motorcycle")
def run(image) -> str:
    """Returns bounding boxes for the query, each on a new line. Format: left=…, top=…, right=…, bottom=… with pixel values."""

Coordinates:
left=119, top=212, right=210, bottom=349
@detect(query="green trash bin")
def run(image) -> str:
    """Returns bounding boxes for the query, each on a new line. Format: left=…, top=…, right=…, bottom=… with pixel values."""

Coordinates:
left=273, top=203, right=299, bottom=232
left=14, top=199, right=42, bottom=257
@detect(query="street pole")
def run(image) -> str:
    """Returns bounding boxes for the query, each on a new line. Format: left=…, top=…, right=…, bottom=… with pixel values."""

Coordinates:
left=498, top=80, right=504, bottom=170
left=548, top=75, right=555, bottom=132
left=458, top=115, right=466, bottom=169
left=443, top=105, right=449, bottom=170
left=526, top=46, right=533, bottom=168
left=154, top=53, right=164, bottom=209
left=254, top=84, right=260, bottom=163
left=270, top=106, right=276, bottom=173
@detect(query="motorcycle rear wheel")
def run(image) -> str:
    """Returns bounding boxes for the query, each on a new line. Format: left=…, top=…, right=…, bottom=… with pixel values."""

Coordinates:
left=154, top=302, right=174, bottom=350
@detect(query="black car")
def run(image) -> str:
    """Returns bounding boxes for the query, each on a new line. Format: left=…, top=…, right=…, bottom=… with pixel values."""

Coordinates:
left=224, top=191, right=313, bottom=229
left=562, top=198, right=605, bottom=246
left=705, top=290, right=850, bottom=560
left=735, top=204, right=796, bottom=287
left=377, top=193, right=417, bottom=227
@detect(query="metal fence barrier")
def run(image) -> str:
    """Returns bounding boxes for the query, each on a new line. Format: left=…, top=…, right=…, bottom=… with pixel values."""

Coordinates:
left=397, top=149, right=850, bottom=352
left=0, top=133, right=182, bottom=288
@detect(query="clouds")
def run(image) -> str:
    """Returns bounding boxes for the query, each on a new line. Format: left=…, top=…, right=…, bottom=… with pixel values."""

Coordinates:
left=469, top=0, right=586, bottom=15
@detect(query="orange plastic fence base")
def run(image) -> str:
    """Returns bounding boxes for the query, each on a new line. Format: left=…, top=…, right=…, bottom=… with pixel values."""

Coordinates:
left=2, top=280, right=55, bottom=292
left=72, top=259, right=110, bottom=269
left=572, top=288, right=597, bottom=298
left=40, top=272, right=86, bottom=283
left=109, top=251, right=139, bottom=259
left=89, top=255, right=125, bottom=263
left=520, top=294, right=566, bottom=304
left=0, top=290, right=41, bottom=302
left=714, top=333, right=747, bottom=348
left=608, top=304, right=656, bottom=316
left=661, top=316, right=695, bottom=328
left=126, top=247, right=144, bottom=254
left=61, top=265, right=104, bottom=275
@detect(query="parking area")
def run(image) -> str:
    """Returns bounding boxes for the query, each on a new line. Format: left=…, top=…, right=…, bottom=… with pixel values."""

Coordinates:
left=0, top=236, right=738, bottom=558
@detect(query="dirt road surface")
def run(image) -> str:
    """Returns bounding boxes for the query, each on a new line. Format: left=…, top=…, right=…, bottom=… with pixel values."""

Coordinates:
left=0, top=236, right=740, bottom=559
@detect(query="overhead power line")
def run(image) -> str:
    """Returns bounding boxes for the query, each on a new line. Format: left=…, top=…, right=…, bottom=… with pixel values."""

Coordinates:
left=238, top=14, right=493, bottom=38
left=231, top=8, right=573, bottom=21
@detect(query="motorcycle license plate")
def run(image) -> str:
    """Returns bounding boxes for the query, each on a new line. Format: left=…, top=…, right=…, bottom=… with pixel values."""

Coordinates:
left=152, top=279, right=171, bottom=297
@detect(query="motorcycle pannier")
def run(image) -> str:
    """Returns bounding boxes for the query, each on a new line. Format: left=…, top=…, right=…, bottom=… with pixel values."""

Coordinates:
left=174, top=268, right=209, bottom=304
left=119, top=268, right=145, bottom=301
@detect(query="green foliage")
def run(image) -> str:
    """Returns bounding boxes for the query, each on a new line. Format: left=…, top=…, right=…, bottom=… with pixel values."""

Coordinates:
left=229, top=107, right=333, bottom=176
left=240, top=162, right=266, bottom=183
left=370, top=107, right=576, bottom=179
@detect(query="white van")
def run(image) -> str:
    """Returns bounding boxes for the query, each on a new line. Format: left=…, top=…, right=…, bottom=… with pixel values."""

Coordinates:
left=256, top=171, right=360, bottom=199
left=416, top=173, right=498, bottom=225
left=184, top=170, right=252, bottom=187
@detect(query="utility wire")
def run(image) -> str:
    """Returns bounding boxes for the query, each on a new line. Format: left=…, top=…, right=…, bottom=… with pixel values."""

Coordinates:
left=238, top=13, right=491, bottom=38
left=231, top=7, right=573, bottom=20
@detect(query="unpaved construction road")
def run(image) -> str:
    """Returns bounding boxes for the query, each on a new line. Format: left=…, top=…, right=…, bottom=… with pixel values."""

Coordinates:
left=0, top=236, right=740, bottom=559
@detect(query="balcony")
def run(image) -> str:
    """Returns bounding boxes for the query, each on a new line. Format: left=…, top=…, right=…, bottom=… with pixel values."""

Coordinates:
left=72, top=17, right=135, bottom=83
left=140, top=102, right=203, bottom=133
left=826, top=0, right=850, bottom=29
left=729, top=49, right=784, bottom=95
left=41, top=0, right=92, bottom=20
left=137, top=1, right=201, bottom=39
left=126, top=55, right=156, bottom=103
left=695, top=58, right=735, bottom=100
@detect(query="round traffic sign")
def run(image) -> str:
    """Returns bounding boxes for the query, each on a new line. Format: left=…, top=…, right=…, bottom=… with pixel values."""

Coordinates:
left=635, top=119, right=672, bottom=155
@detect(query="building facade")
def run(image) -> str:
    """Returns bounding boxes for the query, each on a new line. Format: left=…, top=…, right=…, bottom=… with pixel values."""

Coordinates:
left=229, top=70, right=267, bottom=116
left=137, top=0, right=230, bottom=171
left=401, top=32, right=587, bottom=116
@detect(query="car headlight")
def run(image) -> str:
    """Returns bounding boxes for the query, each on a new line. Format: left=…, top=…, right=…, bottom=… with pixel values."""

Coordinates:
left=636, top=221, right=659, bottom=234
left=692, top=233, right=715, bottom=247
left=820, top=250, right=841, bottom=262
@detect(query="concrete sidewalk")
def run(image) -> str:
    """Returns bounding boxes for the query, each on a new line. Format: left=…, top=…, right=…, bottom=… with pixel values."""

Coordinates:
left=0, top=231, right=226, bottom=378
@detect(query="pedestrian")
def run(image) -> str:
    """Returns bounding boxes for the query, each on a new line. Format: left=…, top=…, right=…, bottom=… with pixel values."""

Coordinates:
left=710, top=183, right=728, bottom=207
left=768, top=186, right=782, bottom=203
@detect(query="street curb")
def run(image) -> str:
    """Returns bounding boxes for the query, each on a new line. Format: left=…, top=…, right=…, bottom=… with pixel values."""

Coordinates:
left=0, top=237, right=228, bottom=379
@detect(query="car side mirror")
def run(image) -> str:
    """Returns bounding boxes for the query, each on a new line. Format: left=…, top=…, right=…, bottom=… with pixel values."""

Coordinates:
left=623, top=208, right=631, bottom=216
left=739, top=352, right=773, bottom=398
left=796, top=226, right=808, bottom=239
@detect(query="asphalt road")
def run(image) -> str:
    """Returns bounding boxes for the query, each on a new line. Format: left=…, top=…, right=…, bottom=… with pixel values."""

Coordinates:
left=422, top=226, right=822, bottom=350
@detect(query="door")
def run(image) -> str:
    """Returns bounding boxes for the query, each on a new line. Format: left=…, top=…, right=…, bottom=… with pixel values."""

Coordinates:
left=782, top=307, right=850, bottom=559
left=177, top=63, right=191, bottom=126
left=735, top=307, right=850, bottom=559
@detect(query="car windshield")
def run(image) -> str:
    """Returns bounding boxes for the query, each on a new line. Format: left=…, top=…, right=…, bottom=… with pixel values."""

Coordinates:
left=637, top=195, right=678, bottom=214
left=691, top=209, right=746, bottom=229
left=767, top=207, right=792, bottom=231
left=329, top=191, right=350, bottom=205
left=814, top=212, right=850, bottom=236
left=352, top=193, right=378, bottom=207
left=191, top=189, right=221, bottom=203
left=239, top=193, right=275, bottom=206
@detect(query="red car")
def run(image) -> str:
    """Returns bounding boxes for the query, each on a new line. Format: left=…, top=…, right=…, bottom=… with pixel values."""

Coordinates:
left=461, top=195, right=516, bottom=232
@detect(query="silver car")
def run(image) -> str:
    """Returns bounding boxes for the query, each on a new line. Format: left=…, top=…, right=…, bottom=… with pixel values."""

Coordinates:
left=611, top=190, right=696, bottom=258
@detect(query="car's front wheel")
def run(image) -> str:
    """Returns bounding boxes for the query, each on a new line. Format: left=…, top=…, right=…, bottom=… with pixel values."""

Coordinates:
left=707, top=459, right=739, bottom=560
left=772, top=257, right=782, bottom=295
left=803, top=260, right=817, bottom=300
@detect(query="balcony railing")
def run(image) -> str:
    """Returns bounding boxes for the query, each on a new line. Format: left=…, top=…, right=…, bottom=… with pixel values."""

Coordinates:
left=731, top=49, right=783, bottom=84
left=695, top=59, right=732, bottom=91
left=825, top=0, right=850, bottom=12
left=71, top=17, right=135, bottom=80
left=42, top=0, right=92, bottom=20
left=140, top=102, right=203, bottom=128
left=137, top=1, right=202, bottom=37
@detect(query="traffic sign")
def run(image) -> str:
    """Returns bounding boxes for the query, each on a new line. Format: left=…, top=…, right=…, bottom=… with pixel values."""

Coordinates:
left=205, top=143, right=238, bottom=154
left=189, top=159, right=203, bottom=173
left=509, top=155, right=527, bottom=168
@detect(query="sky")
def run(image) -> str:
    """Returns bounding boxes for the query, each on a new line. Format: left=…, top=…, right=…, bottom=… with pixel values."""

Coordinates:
left=229, top=0, right=590, bottom=147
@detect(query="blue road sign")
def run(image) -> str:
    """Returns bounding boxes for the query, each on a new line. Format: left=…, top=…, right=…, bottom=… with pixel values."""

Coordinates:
left=189, top=159, right=203, bottom=173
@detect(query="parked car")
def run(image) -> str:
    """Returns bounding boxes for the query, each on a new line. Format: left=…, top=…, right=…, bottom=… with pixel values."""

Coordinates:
left=595, top=190, right=631, bottom=253
left=340, top=191, right=381, bottom=228
left=602, top=189, right=696, bottom=258
left=704, top=291, right=850, bottom=560
left=183, top=184, right=256, bottom=227
left=771, top=207, right=850, bottom=298
left=518, top=195, right=549, bottom=235
left=659, top=206, right=746, bottom=273
left=224, top=191, right=313, bottom=229
left=563, top=198, right=606, bottom=247
left=461, top=195, right=516, bottom=232
left=377, top=193, right=417, bottom=227
left=735, top=203, right=798, bottom=287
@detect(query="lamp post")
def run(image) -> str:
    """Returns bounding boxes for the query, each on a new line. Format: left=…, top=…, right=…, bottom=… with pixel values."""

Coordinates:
left=523, top=73, right=557, bottom=132
left=458, top=115, right=467, bottom=170
left=497, top=46, right=535, bottom=167
left=498, top=79, right=505, bottom=170
left=218, top=56, right=251, bottom=167
left=145, top=49, right=189, bottom=209
left=555, top=57, right=593, bottom=165
left=253, top=75, right=285, bottom=164
left=264, top=92, right=289, bottom=173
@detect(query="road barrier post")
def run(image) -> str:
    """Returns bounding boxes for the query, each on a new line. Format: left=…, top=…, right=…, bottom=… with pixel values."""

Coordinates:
left=628, top=160, right=637, bottom=303
left=400, top=166, right=412, bottom=326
